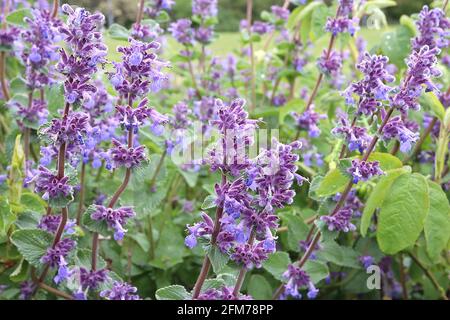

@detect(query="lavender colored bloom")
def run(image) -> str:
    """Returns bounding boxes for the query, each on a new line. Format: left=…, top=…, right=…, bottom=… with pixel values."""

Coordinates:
left=231, top=241, right=269, bottom=269
left=252, top=21, right=274, bottom=35
left=391, top=46, right=442, bottom=112
left=195, top=26, right=214, bottom=44
left=317, top=50, right=342, bottom=75
left=185, top=212, right=214, bottom=248
left=41, top=238, right=76, bottom=283
left=34, top=166, right=73, bottom=201
left=291, top=106, right=326, bottom=137
left=19, top=281, right=36, bottom=300
left=343, top=52, right=394, bottom=115
left=171, top=101, right=192, bottom=130
left=347, top=159, right=384, bottom=184
left=116, top=98, right=168, bottom=133
left=16, top=99, right=48, bottom=126
left=197, top=286, right=252, bottom=300
left=332, top=115, right=371, bottom=153
left=41, top=112, right=89, bottom=146
left=325, top=17, right=359, bottom=36
left=110, top=139, right=146, bottom=169
left=110, top=38, right=168, bottom=99
left=100, top=281, right=140, bottom=300
left=271, top=5, right=290, bottom=21
left=412, top=6, right=450, bottom=51
left=91, top=205, right=136, bottom=241
left=281, top=264, right=318, bottom=300
left=0, top=27, right=19, bottom=48
left=382, top=116, right=419, bottom=153
left=145, top=0, right=175, bottom=18
left=359, top=255, right=375, bottom=269
left=131, top=23, right=163, bottom=42
left=192, top=0, right=218, bottom=17
left=79, top=267, right=109, bottom=291
left=38, top=214, right=76, bottom=235
left=169, top=19, right=195, bottom=45
left=321, top=208, right=356, bottom=232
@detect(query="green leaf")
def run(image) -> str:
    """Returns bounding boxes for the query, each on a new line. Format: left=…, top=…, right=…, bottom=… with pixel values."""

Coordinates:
left=202, top=278, right=226, bottom=292
left=303, top=260, right=329, bottom=284
left=10, top=229, right=53, bottom=267
left=129, top=233, right=150, bottom=253
left=0, top=199, right=15, bottom=238
left=6, top=8, right=32, bottom=27
left=8, top=135, right=25, bottom=205
left=316, top=241, right=361, bottom=269
left=280, top=211, right=309, bottom=252
left=9, top=258, right=29, bottom=282
left=201, top=195, right=217, bottom=210
left=420, top=92, right=446, bottom=121
left=310, top=4, right=330, bottom=41
left=288, top=1, right=323, bottom=30
left=76, top=248, right=107, bottom=270
left=424, top=181, right=450, bottom=262
left=380, top=25, right=414, bottom=67
left=316, top=168, right=349, bottom=197
left=46, top=84, right=65, bottom=117
left=82, top=205, right=109, bottom=236
left=20, top=192, right=46, bottom=214
left=377, top=173, right=430, bottom=254
left=364, top=152, right=403, bottom=171
left=150, top=222, right=185, bottom=269
left=208, top=246, right=229, bottom=273
left=178, top=168, right=198, bottom=188
left=248, top=275, right=272, bottom=299
left=361, top=167, right=410, bottom=236
left=108, top=23, right=130, bottom=40
left=155, top=285, right=191, bottom=300
left=263, top=251, right=291, bottom=280
left=48, top=192, right=74, bottom=209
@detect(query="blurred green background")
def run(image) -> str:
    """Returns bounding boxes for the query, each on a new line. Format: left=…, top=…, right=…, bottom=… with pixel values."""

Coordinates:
left=66, top=0, right=432, bottom=31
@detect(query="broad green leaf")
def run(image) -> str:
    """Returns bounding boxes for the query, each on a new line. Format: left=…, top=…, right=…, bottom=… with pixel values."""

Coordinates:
left=8, top=135, right=25, bottom=205
left=129, top=233, right=150, bottom=253
left=364, top=152, right=403, bottom=171
left=20, top=192, right=46, bottom=214
left=9, top=258, right=29, bottom=282
left=10, top=229, right=53, bottom=267
left=155, top=285, right=190, bottom=300
left=316, top=168, right=349, bottom=197
left=201, top=195, right=217, bottom=210
left=399, top=15, right=417, bottom=36
left=6, top=8, right=32, bottom=27
left=303, top=260, right=329, bottom=284
left=46, top=84, right=65, bottom=116
left=248, top=275, right=272, bottom=299
left=310, top=4, right=331, bottom=41
left=280, top=211, right=309, bottom=251
left=361, top=167, right=410, bottom=236
left=263, top=251, right=291, bottom=280
left=208, top=246, right=229, bottom=273
left=75, top=249, right=107, bottom=270
left=316, top=241, right=361, bottom=269
left=424, top=181, right=450, bottom=262
left=202, top=278, right=226, bottom=292
left=377, top=173, right=429, bottom=254
left=380, top=25, right=414, bottom=67
left=151, top=222, right=186, bottom=269
left=288, top=1, right=323, bottom=30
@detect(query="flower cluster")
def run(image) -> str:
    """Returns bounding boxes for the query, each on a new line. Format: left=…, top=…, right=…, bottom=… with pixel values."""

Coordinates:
left=317, top=50, right=342, bottom=75
left=347, top=159, right=384, bottom=184
left=281, top=264, right=318, bottom=300
left=185, top=212, right=214, bottom=248
left=343, top=52, right=394, bottom=115
left=116, top=98, right=168, bottom=134
left=40, top=238, right=76, bottom=284
left=110, top=139, right=146, bottom=169
left=382, top=116, right=419, bottom=153
left=145, top=0, right=175, bottom=18
left=197, top=286, right=252, bottom=300
left=325, top=0, right=358, bottom=36
left=192, top=0, right=218, bottom=17
left=169, top=19, right=195, bottom=46
left=332, top=114, right=372, bottom=153
left=100, top=281, right=140, bottom=300
left=412, top=6, right=450, bottom=51
left=291, top=106, right=326, bottom=138
left=15, top=99, right=48, bottom=127
left=34, top=166, right=73, bottom=201
left=110, top=39, right=168, bottom=99
left=321, top=208, right=356, bottom=232
left=41, top=112, right=89, bottom=146
left=91, top=205, right=136, bottom=241
left=38, top=214, right=75, bottom=235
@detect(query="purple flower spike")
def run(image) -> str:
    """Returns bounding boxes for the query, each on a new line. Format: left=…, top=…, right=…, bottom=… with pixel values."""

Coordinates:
left=412, top=6, right=450, bottom=51
left=291, top=106, right=326, bottom=138
left=318, top=50, right=342, bottom=75
left=281, top=264, right=317, bottom=300
left=321, top=208, right=356, bottom=232
left=169, top=19, right=195, bottom=45
left=197, top=286, right=252, bottom=300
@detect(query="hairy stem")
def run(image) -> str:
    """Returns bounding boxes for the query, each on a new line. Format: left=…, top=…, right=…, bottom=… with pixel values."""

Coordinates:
left=76, top=162, right=86, bottom=225
left=51, top=0, right=59, bottom=18
left=136, top=0, right=145, bottom=26
left=232, top=230, right=256, bottom=296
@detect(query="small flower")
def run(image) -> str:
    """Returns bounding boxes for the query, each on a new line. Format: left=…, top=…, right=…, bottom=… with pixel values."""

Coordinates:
left=185, top=212, right=214, bottom=248
left=41, top=112, right=90, bottom=146
left=382, top=116, right=419, bottom=153
left=34, top=166, right=73, bottom=201
left=100, top=281, right=140, bottom=300
left=359, top=255, right=375, bottom=269
left=40, top=238, right=76, bottom=284
left=110, top=139, right=146, bottom=169
left=321, top=208, right=356, bottom=232
left=79, top=267, right=109, bottom=291
left=281, top=264, right=317, bottom=300
left=317, top=50, right=342, bottom=75
left=91, top=205, right=135, bottom=241
left=231, top=241, right=270, bottom=269
left=197, top=286, right=252, bottom=300
left=347, top=159, right=384, bottom=184
left=169, top=19, right=195, bottom=45
left=291, top=106, right=326, bottom=138
left=38, top=214, right=76, bottom=235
